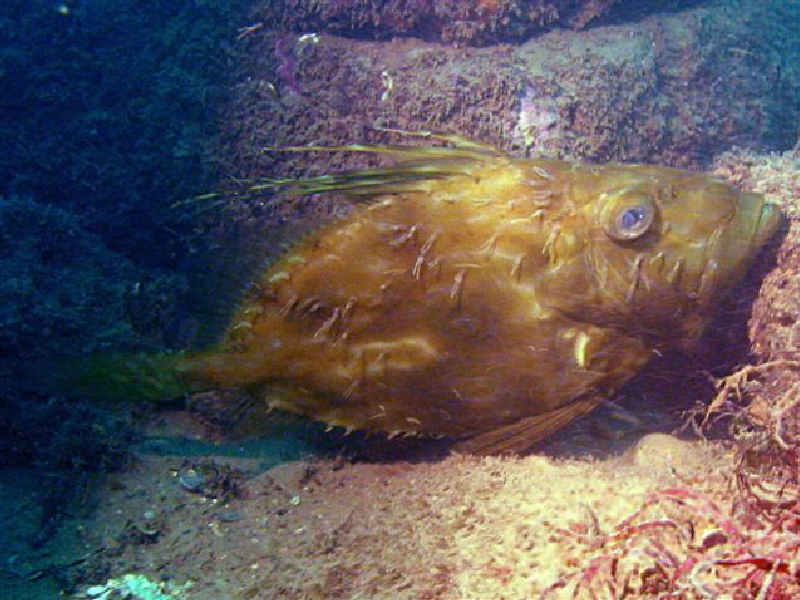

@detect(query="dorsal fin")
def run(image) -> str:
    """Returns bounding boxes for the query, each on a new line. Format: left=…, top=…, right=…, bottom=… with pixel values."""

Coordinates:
left=179, top=130, right=506, bottom=207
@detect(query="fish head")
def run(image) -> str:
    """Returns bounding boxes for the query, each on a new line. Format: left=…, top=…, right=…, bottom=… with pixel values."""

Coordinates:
left=575, top=165, right=781, bottom=349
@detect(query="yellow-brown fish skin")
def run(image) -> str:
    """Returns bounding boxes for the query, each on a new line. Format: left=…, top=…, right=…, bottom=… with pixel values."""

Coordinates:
left=177, top=147, right=780, bottom=453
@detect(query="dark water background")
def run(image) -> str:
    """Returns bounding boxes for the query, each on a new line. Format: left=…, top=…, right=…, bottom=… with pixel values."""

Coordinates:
left=0, top=0, right=798, bottom=597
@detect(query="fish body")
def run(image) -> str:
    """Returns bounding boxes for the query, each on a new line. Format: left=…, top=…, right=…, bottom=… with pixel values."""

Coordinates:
left=167, top=139, right=779, bottom=453
left=56, top=137, right=779, bottom=453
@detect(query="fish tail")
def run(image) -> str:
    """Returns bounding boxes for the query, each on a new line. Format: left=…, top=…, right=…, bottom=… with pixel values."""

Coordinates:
left=31, top=351, right=197, bottom=402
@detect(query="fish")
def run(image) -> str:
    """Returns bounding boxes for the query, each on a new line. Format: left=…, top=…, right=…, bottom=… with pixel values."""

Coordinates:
left=57, top=133, right=781, bottom=454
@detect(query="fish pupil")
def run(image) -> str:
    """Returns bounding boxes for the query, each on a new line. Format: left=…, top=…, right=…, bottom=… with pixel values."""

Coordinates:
left=620, top=206, right=647, bottom=229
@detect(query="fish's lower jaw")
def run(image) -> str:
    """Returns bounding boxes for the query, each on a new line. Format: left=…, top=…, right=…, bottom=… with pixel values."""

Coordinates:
left=697, top=198, right=782, bottom=308
left=729, top=195, right=782, bottom=262
left=752, top=201, right=782, bottom=250
left=695, top=258, right=719, bottom=305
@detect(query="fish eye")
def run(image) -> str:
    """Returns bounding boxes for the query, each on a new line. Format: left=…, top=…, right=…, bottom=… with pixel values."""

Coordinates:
left=602, top=195, right=656, bottom=241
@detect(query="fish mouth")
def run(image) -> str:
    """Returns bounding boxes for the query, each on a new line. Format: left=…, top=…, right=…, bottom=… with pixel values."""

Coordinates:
left=696, top=195, right=781, bottom=308
left=751, top=200, right=782, bottom=250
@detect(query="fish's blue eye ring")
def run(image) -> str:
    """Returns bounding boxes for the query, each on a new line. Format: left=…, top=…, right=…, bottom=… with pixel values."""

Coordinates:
left=602, top=195, right=656, bottom=241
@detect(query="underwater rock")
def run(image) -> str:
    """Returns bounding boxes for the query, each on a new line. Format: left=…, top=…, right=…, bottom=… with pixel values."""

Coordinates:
left=221, top=0, right=800, bottom=193
left=0, top=196, right=189, bottom=377
left=253, top=0, right=627, bottom=46
left=626, top=433, right=717, bottom=473
left=713, top=148, right=800, bottom=446
left=249, top=1, right=714, bottom=47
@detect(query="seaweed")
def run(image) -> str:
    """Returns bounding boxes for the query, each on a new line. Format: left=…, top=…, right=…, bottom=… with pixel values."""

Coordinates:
left=546, top=484, right=800, bottom=598
left=545, top=359, right=800, bottom=599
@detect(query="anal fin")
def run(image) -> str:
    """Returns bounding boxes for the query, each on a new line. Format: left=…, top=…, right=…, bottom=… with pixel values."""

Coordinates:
left=453, top=397, right=602, bottom=455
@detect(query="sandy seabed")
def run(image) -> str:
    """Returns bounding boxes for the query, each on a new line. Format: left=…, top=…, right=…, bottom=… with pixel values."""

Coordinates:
left=63, top=423, right=736, bottom=600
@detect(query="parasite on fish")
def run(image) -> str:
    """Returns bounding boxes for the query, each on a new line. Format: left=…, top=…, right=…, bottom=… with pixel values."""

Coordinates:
left=54, top=132, right=781, bottom=454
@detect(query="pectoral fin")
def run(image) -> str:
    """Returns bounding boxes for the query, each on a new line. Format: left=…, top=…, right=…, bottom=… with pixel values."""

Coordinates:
left=453, top=397, right=602, bottom=455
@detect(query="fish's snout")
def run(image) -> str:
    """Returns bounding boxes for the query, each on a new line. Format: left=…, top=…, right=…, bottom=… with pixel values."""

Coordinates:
left=725, top=192, right=782, bottom=259
left=753, top=200, right=782, bottom=248
left=714, top=194, right=782, bottom=290
left=686, top=191, right=781, bottom=314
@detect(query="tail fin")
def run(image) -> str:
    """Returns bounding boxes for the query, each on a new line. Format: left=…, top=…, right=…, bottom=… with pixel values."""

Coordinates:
left=33, top=351, right=195, bottom=402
